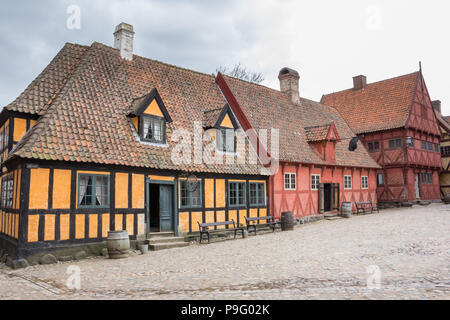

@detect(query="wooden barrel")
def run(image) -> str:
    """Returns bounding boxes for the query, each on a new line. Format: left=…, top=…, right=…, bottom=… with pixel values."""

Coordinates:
left=281, top=212, right=294, bottom=231
left=341, top=202, right=352, bottom=218
left=107, top=231, right=130, bottom=259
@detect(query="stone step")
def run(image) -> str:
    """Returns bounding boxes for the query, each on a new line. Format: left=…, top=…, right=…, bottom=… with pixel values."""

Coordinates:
left=147, top=236, right=185, bottom=244
left=148, top=231, right=175, bottom=238
left=149, top=241, right=190, bottom=251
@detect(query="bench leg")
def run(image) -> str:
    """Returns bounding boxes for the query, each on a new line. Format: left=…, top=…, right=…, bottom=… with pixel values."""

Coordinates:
left=241, top=229, right=245, bottom=238
left=208, top=233, right=210, bottom=244
left=199, top=232, right=203, bottom=244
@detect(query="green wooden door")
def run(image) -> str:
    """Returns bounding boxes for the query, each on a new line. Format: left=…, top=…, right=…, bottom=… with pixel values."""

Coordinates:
left=159, top=185, right=174, bottom=231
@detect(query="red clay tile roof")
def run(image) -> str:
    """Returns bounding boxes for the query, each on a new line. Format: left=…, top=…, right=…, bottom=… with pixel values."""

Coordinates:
left=4, top=43, right=89, bottom=115
left=7, top=42, right=264, bottom=175
left=222, top=75, right=380, bottom=168
left=203, top=108, right=223, bottom=128
left=304, top=124, right=331, bottom=142
left=321, top=72, right=419, bottom=134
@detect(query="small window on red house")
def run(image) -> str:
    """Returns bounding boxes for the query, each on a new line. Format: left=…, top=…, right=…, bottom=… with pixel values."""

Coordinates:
left=368, top=141, right=380, bottom=152
left=388, top=139, right=402, bottom=149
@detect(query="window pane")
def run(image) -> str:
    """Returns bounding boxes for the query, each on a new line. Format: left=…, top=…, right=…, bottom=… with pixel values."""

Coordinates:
left=250, top=183, right=257, bottom=205
left=95, top=176, right=109, bottom=206
left=257, top=184, right=265, bottom=205
left=154, top=119, right=163, bottom=142
left=79, top=175, right=93, bottom=206
left=191, top=183, right=201, bottom=207
left=143, top=117, right=152, bottom=140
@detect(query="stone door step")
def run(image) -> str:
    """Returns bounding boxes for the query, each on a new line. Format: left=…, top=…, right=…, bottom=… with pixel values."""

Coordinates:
left=147, top=236, right=185, bottom=244
left=148, top=231, right=175, bottom=238
left=149, top=242, right=190, bottom=251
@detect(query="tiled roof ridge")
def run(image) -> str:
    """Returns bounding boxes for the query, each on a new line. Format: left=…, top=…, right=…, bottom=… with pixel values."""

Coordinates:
left=10, top=42, right=100, bottom=159
left=304, top=123, right=331, bottom=130
left=221, top=74, right=290, bottom=97
left=92, top=41, right=217, bottom=80
left=322, top=71, right=420, bottom=100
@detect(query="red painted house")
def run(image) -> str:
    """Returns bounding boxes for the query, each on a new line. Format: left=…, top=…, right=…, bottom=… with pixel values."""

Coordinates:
left=321, top=70, right=441, bottom=204
left=216, top=68, right=380, bottom=219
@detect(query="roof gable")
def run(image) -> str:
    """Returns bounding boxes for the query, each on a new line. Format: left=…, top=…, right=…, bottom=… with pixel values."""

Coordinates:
left=203, top=104, right=239, bottom=130
left=218, top=74, right=380, bottom=169
left=8, top=42, right=264, bottom=175
left=130, top=88, right=172, bottom=122
left=321, top=72, right=419, bottom=134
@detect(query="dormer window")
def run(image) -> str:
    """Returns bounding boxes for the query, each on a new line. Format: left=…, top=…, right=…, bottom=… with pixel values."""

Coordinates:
left=129, top=88, right=172, bottom=145
left=217, top=128, right=236, bottom=153
left=203, top=104, right=240, bottom=154
left=142, top=115, right=165, bottom=143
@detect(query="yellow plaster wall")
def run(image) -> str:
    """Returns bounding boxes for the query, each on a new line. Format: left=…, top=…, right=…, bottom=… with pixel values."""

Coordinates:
left=191, top=211, right=203, bottom=232
left=132, top=174, right=145, bottom=209
left=149, top=175, right=175, bottom=182
left=144, top=99, right=164, bottom=117
left=131, top=117, right=138, bottom=131
left=126, top=214, right=134, bottom=235
left=102, top=214, right=110, bottom=238
left=75, top=214, right=85, bottom=239
left=28, top=215, right=39, bottom=242
left=215, top=179, right=225, bottom=208
left=60, top=214, right=70, bottom=241
left=13, top=118, right=27, bottom=142
left=89, top=214, right=98, bottom=238
left=44, top=214, right=55, bottom=241
left=115, top=214, right=123, bottom=231
left=52, top=169, right=71, bottom=209
left=115, top=172, right=129, bottom=209
left=29, top=168, right=50, bottom=210
left=220, top=114, right=234, bottom=129
left=179, top=212, right=190, bottom=233
left=205, top=179, right=214, bottom=208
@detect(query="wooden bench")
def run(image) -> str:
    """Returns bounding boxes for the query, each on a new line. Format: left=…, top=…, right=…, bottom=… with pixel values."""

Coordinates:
left=355, top=201, right=379, bottom=214
left=245, top=216, right=280, bottom=235
left=197, top=220, right=244, bottom=244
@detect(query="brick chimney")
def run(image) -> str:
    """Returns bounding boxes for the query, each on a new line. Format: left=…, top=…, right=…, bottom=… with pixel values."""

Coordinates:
left=432, top=100, right=442, bottom=115
left=114, top=23, right=135, bottom=61
left=278, top=67, right=300, bottom=105
left=353, top=75, right=367, bottom=90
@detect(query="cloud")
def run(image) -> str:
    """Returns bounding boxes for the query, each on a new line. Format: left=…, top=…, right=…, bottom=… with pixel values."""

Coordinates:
left=0, top=0, right=449, bottom=114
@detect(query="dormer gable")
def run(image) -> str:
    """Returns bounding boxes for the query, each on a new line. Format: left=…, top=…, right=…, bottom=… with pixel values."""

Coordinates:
left=129, top=88, right=172, bottom=144
left=203, top=104, right=240, bottom=153
left=305, top=122, right=340, bottom=163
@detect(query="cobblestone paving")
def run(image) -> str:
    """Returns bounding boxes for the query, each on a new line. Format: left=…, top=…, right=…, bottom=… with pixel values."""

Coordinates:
left=1, top=204, right=449, bottom=299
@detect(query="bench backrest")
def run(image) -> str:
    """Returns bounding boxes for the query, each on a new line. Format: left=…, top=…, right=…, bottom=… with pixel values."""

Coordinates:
left=245, top=216, right=274, bottom=223
left=356, top=201, right=372, bottom=206
left=198, top=220, right=235, bottom=230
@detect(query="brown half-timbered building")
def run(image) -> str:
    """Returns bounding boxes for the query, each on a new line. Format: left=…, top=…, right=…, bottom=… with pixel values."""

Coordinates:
left=432, top=101, right=450, bottom=198
left=0, top=24, right=269, bottom=261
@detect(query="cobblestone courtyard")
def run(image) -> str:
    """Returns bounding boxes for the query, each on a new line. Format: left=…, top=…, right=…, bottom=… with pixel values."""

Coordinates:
left=1, top=204, right=449, bottom=300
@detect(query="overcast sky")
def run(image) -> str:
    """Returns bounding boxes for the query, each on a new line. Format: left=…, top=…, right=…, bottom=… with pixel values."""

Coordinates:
left=1, top=0, right=449, bottom=114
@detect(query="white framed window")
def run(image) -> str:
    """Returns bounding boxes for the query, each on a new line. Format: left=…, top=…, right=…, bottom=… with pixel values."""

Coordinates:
left=284, top=173, right=296, bottom=190
left=344, top=175, right=352, bottom=190
left=311, top=174, right=320, bottom=190
left=361, top=176, right=369, bottom=189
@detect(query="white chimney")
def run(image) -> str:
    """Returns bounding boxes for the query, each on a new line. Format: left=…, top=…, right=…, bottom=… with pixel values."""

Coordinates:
left=114, top=23, right=135, bottom=61
left=278, top=67, right=300, bottom=105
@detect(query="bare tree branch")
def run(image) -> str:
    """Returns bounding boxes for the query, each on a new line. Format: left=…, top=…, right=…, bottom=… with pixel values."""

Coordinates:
left=216, top=63, right=264, bottom=84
